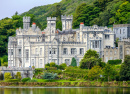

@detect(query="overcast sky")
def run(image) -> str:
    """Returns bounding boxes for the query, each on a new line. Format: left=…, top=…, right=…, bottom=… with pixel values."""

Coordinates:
left=0, top=0, right=61, bottom=20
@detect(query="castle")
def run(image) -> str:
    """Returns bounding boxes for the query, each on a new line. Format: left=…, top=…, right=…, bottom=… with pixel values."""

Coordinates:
left=8, top=15, right=116, bottom=68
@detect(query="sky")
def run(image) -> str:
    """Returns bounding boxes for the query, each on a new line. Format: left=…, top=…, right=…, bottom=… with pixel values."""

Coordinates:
left=0, top=0, right=61, bottom=20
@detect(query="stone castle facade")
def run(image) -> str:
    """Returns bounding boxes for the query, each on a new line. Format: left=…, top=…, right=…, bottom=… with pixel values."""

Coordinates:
left=8, top=15, right=115, bottom=68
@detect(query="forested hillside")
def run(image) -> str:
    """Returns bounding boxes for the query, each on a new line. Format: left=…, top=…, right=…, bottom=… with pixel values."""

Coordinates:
left=0, top=0, right=129, bottom=58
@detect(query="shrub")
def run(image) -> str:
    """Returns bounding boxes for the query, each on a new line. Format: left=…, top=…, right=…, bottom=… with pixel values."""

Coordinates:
left=108, top=59, right=122, bottom=65
left=41, top=72, right=57, bottom=80
left=4, top=72, right=12, bottom=80
left=69, top=78, right=76, bottom=81
left=35, top=68, right=44, bottom=75
left=21, top=77, right=31, bottom=82
left=59, top=63, right=67, bottom=70
left=15, top=72, right=22, bottom=80
left=32, top=66, right=35, bottom=69
left=50, top=62, right=56, bottom=67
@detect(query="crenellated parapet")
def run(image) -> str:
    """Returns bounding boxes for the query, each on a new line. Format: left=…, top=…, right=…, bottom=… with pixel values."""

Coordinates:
left=47, top=17, right=56, bottom=21
left=23, top=16, right=30, bottom=23
left=61, top=15, right=73, bottom=20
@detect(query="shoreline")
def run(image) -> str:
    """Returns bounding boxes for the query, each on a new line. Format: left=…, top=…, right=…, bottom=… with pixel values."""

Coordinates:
left=0, top=86, right=130, bottom=88
left=0, top=81, right=130, bottom=87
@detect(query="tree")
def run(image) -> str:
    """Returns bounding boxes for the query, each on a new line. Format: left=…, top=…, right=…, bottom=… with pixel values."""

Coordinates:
left=80, top=49, right=101, bottom=69
left=15, top=72, right=22, bottom=80
left=103, top=64, right=117, bottom=81
left=4, top=72, right=12, bottom=80
left=120, top=55, right=130, bottom=81
left=0, top=59, right=1, bottom=66
left=88, top=66, right=102, bottom=80
left=115, top=38, right=119, bottom=47
left=70, top=57, right=77, bottom=67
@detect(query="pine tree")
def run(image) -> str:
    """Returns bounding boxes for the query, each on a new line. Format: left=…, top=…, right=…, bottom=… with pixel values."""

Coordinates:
left=70, top=57, right=77, bottom=67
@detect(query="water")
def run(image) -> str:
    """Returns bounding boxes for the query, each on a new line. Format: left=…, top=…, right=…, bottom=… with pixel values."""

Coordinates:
left=0, top=87, right=130, bottom=94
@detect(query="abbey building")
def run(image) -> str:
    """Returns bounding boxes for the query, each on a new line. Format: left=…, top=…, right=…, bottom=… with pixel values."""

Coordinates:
left=8, top=15, right=115, bottom=68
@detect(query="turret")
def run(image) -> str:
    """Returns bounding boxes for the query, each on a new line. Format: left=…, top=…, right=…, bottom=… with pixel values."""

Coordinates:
left=23, top=16, right=30, bottom=30
left=61, top=15, right=73, bottom=31
left=47, top=17, right=56, bottom=34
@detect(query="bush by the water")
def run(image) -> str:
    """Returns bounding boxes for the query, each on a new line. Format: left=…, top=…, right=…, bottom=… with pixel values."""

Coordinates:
left=4, top=72, right=12, bottom=80
left=22, top=77, right=31, bottom=82
left=15, top=72, right=22, bottom=80
left=108, top=59, right=122, bottom=65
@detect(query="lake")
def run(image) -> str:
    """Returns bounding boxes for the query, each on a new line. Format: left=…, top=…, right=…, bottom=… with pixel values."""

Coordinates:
left=0, top=87, right=130, bottom=94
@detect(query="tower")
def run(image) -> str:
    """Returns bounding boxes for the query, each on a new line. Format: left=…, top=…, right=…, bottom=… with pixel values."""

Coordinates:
left=23, top=16, right=30, bottom=30
left=61, top=15, right=73, bottom=31
left=47, top=17, right=56, bottom=34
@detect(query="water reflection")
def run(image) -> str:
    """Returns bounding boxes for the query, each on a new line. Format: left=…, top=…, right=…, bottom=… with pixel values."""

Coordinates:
left=0, top=87, right=130, bottom=94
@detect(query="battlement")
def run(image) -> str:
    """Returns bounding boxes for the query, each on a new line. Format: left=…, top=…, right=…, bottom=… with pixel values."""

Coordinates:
left=47, top=17, right=56, bottom=21
left=122, top=38, right=130, bottom=42
left=23, top=16, right=30, bottom=23
left=61, top=15, right=73, bottom=20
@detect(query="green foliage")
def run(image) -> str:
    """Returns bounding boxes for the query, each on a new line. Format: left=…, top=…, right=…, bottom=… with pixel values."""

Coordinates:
left=15, top=72, right=22, bottom=80
left=45, top=63, right=50, bottom=67
left=41, top=72, right=57, bottom=80
left=103, top=64, right=118, bottom=81
left=88, top=66, right=102, bottom=80
left=21, top=77, right=31, bottom=82
left=70, top=57, right=77, bottom=67
left=50, top=62, right=56, bottom=67
left=120, top=55, right=130, bottom=81
left=115, top=38, right=119, bottom=47
left=4, top=72, right=12, bottom=80
left=59, top=63, right=67, bottom=70
left=0, top=59, right=1, bottom=66
left=98, top=61, right=106, bottom=68
left=27, top=79, right=38, bottom=82
left=73, top=3, right=101, bottom=28
left=35, top=68, right=44, bottom=75
left=80, top=49, right=101, bottom=69
left=108, top=59, right=122, bottom=65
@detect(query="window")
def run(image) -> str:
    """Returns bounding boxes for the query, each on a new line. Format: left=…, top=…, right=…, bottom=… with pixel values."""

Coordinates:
left=40, top=48, right=42, bottom=55
left=63, top=48, right=68, bottom=55
left=114, top=57, right=117, bottom=60
left=40, top=59, right=42, bottom=68
left=26, top=49, right=29, bottom=62
left=19, top=40, right=22, bottom=45
left=106, top=46, right=110, bottom=48
left=32, top=59, right=34, bottom=66
left=110, top=57, right=112, bottom=60
left=120, top=29, right=121, bottom=34
left=80, top=48, right=84, bottom=55
left=52, top=48, right=56, bottom=54
left=71, top=48, right=77, bottom=55
left=19, top=49, right=21, bottom=55
left=105, top=35, right=110, bottom=39
left=11, top=49, right=13, bottom=55
left=92, top=41, right=99, bottom=48
left=65, top=59, right=70, bottom=66
left=123, top=29, right=125, bottom=34
left=105, top=57, right=108, bottom=62
left=78, top=33, right=80, bottom=39
left=84, top=34, right=86, bottom=38
left=35, top=48, right=38, bottom=54
left=110, top=51, right=112, bottom=55
left=114, top=51, right=117, bottom=55
left=127, top=50, right=129, bottom=55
